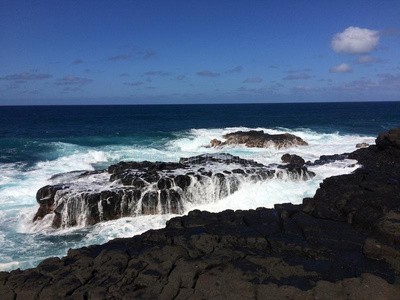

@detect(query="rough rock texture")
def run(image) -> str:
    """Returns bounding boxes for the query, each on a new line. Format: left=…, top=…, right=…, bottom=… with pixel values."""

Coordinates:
left=34, top=153, right=315, bottom=229
left=1, top=206, right=399, bottom=299
left=2, top=128, right=400, bottom=299
left=306, top=153, right=350, bottom=166
left=210, top=130, right=308, bottom=149
left=376, top=127, right=400, bottom=150
left=304, top=131, right=400, bottom=264
left=281, top=153, right=305, bottom=167
left=356, top=142, right=369, bottom=148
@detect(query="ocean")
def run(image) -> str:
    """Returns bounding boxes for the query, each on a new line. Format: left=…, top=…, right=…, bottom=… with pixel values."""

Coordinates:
left=0, top=102, right=399, bottom=271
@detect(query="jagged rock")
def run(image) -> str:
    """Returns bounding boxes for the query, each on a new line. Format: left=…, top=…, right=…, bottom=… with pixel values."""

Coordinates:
left=376, top=127, right=400, bottom=150
left=33, top=153, right=314, bottom=228
left=2, top=206, right=399, bottom=299
left=209, top=130, right=308, bottom=149
left=210, top=138, right=223, bottom=147
left=281, top=153, right=305, bottom=167
left=303, top=131, right=400, bottom=265
left=356, top=142, right=369, bottom=148
left=33, top=184, right=68, bottom=221
left=306, top=153, right=350, bottom=166
left=3, top=128, right=400, bottom=299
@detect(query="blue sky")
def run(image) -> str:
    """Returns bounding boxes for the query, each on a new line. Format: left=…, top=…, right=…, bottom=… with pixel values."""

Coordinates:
left=0, top=0, right=399, bottom=105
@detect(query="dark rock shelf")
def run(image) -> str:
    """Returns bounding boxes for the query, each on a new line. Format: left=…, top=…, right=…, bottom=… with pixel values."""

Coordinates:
left=33, top=153, right=315, bottom=229
left=210, top=130, right=308, bottom=149
left=1, top=128, right=400, bottom=299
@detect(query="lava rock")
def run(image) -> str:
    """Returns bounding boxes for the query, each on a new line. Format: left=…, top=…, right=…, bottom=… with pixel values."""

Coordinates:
left=376, top=127, right=400, bottom=150
left=281, top=153, right=306, bottom=167
left=5, top=128, right=400, bottom=299
left=209, top=130, right=308, bottom=149
left=356, top=142, right=369, bottom=148
left=33, top=153, right=317, bottom=228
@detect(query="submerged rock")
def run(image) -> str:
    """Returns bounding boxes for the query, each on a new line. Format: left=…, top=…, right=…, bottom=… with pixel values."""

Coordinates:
left=210, top=130, right=308, bottom=149
left=33, top=153, right=315, bottom=228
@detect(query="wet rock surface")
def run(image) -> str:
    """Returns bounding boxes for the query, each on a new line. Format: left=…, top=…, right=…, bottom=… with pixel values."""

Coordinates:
left=356, top=142, right=369, bottom=148
left=2, top=128, right=400, bottom=299
left=210, top=130, right=308, bottom=149
left=281, top=153, right=305, bottom=167
left=34, top=153, right=315, bottom=228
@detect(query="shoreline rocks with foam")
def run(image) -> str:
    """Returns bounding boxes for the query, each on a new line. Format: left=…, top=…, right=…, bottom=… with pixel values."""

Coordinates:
left=33, top=153, right=316, bottom=228
left=210, top=130, right=308, bottom=149
left=1, top=128, right=399, bottom=299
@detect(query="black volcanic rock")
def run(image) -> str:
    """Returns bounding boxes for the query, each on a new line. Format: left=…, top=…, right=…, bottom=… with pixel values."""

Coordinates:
left=376, top=127, right=400, bottom=150
left=33, top=184, right=68, bottom=222
left=306, top=153, right=350, bottom=166
left=210, top=130, right=308, bottom=149
left=281, top=153, right=305, bottom=167
left=303, top=134, right=400, bottom=266
left=33, top=153, right=315, bottom=228
left=2, top=128, right=400, bottom=299
left=2, top=207, right=399, bottom=299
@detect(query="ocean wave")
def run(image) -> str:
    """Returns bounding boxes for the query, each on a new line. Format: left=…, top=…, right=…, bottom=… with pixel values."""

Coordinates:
left=0, top=127, right=375, bottom=271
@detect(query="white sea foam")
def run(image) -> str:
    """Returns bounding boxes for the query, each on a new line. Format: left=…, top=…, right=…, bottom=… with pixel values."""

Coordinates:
left=0, top=127, right=375, bottom=271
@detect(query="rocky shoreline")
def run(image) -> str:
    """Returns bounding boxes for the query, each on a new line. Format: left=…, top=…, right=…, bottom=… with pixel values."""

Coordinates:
left=1, top=128, right=400, bottom=299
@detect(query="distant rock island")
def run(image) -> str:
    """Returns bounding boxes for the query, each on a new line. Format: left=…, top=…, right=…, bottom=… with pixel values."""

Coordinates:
left=210, top=130, right=308, bottom=148
left=1, top=128, right=400, bottom=299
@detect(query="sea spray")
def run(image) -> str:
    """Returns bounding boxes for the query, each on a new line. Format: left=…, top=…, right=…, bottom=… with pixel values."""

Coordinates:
left=0, top=127, right=374, bottom=271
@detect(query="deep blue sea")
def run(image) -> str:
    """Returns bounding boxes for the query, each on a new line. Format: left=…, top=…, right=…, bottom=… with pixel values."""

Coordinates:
left=0, top=102, right=399, bottom=271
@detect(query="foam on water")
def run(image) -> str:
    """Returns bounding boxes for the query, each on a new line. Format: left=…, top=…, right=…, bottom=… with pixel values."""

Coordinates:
left=0, top=127, right=374, bottom=271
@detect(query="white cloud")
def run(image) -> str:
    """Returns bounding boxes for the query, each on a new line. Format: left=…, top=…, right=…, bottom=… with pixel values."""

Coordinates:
left=331, top=26, right=380, bottom=54
left=329, top=63, right=352, bottom=73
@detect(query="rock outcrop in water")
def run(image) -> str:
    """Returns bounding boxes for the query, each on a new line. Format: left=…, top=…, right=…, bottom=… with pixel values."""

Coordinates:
left=281, top=153, right=305, bottom=167
left=33, top=153, right=315, bottom=228
left=2, top=127, right=400, bottom=299
left=210, top=130, right=308, bottom=149
left=2, top=128, right=399, bottom=299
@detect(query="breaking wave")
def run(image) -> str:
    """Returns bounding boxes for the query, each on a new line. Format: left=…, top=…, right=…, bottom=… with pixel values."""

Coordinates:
left=0, top=127, right=374, bottom=271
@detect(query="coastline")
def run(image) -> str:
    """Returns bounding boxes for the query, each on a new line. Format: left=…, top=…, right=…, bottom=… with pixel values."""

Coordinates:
left=1, top=128, right=399, bottom=299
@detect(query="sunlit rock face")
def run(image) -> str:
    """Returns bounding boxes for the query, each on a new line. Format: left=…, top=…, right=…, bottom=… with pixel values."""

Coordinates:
left=209, top=130, right=308, bottom=149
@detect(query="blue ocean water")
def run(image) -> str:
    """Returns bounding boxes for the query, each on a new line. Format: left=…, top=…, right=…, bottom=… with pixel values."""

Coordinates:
left=0, top=102, right=399, bottom=271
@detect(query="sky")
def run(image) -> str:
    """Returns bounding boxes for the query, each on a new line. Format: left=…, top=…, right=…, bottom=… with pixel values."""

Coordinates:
left=0, top=0, right=400, bottom=105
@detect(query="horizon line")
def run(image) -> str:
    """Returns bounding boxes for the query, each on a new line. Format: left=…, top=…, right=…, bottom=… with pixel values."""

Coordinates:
left=0, top=99, right=399, bottom=107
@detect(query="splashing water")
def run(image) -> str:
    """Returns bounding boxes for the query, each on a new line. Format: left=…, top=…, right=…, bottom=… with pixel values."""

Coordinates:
left=0, top=126, right=375, bottom=271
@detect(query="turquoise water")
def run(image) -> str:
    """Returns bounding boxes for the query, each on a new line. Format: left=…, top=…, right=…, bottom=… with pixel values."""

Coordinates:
left=0, top=102, right=399, bottom=271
